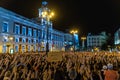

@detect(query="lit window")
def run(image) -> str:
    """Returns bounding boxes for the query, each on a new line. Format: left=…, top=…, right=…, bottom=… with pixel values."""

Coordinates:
left=3, top=39, right=7, bottom=42
left=33, top=29, right=37, bottom=37
left=34, top=39, right=36, bottom=43
left=22, top=26, right=26, bottom=35
left=15, top=38, right=19, bottom=43
left=34, top=46, right=36, bottom=51
left=22, top=39, right=26, bottom=43
left=28, top=28, right=32, bottom=36
left=28, top=46, right=30, bottom=51
left=28, top=39, right=31, bottom=43
left=2, top=22, right=8, bottom=33
left=38, top=30, right=41, bottom=42
left=15, top=46, right=18, bottom=52
left=22, top=46, right=25, bottom=52
left=2, top=45, right=7, bottom=53
left=15, top=24, right=20, bottom=34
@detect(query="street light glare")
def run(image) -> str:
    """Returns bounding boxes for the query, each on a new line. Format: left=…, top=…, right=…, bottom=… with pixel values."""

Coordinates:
left=70, top=31, right=73, bottom=34
left=75, top=30, right=78, bottom=33
left=9, top=37, right=13, bottom=40
left=41, top=11, right=55, bottom=19
left=40, top=6, right=55, bottom=55
left=81, top=37, right=86, bottom=40
left=49, top=12, right=54, bottom=19
left=70, top=29, right=78, bottom=52
left=51, top=12, right=54, bottom=16
left=70, top=30, right=78, bottom=34
left=49, top=15, right=52, bottom=18
left=44, top=11, right=48, bottom=15
left=42, top=11, right=47, bottom=17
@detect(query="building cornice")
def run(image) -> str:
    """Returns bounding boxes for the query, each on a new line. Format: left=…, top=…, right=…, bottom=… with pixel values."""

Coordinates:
left=0, top=7, right=43, bottom=29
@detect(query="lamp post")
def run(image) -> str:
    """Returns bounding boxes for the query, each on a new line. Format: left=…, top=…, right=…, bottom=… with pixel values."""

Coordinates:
left=70, top=30, right=78, bottom=52
left=41, top=11, right=54, bottom=55
left=81, top=37, right=86, bottom=50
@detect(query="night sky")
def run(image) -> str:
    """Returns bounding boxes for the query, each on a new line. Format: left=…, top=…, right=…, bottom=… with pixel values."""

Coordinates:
left=0, top=0, right=120, bottom=36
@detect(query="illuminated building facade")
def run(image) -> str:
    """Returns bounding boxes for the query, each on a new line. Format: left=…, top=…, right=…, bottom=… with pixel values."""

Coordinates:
left=114, top=28, right=120, bottom=45
left=52, top=29, right=64, bottom=51
left=0, top=7, right=44, bottom=53
left=0, top=2, right=75, bottom=53
left=64, top=33, right=80, bottom=51
left=114, top=28, right=120, bottom=51
left=87, top=32, right=107, bottom=50
left=64, top=33, right=73, bottom=51
left=74, top=34, right=80, bottom=50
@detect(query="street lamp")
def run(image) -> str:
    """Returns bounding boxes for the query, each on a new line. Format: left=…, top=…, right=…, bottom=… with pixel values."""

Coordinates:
left=41, top=11, right=54, bottom=55
left=81, top=37, right=86, bottom=50
left=70, top=30, right=78, bottom=52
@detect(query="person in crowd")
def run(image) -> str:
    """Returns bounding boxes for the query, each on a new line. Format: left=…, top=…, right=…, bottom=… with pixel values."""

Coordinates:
left=3, top=71, right=11, bottom=80
left=68, top=64, right=77, bottom=80
left=0, top=51, right=119, bottom=80
left=104, top=63, right=119, bottom=80
left=100, top=65, right=107, bottom=80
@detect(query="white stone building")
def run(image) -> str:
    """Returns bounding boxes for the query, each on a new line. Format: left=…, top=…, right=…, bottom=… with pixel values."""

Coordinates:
left=87, top=32, right=107, bottom=50
left=0, top=2, right=75, bottom=53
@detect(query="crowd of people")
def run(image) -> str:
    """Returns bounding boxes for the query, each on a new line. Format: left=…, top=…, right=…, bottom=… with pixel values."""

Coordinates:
left=0, top=52, right=120, bottom=80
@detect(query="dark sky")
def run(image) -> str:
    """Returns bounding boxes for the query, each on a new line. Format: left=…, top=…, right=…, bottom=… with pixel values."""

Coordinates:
left=0, top=0, right=120, bottom=36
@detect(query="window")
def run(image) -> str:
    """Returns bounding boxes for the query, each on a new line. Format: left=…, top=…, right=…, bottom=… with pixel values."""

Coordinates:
left=3, top=45, right=7, bottom=53
left=22, top=46, right=25, bottom=52
left=34, top=46, right=36, bottom=51
left=33, top=39, right=36, bottom=43
left=15, top=38, right=19, bottom=43
left=2, top=22, right=8, bottom=32
left=3, top=39, right=7, bottom=42
left=15, top=46, right=18, bottom=52
left=38, top=30, right=41, bottom=38
left=22, top=26, right=26, bottom=35
left=89, top=38, right=91, bottom=40
left=28, top=28, right=32, bottom=36
left=28, top=39, right=31, bottom=43
left=33, top=29, right=37, bottom=37
left=38, top=30, right=41, bottom=42
left=28, top=46, right=30, bottom=51
left=15, top=24, right=20, bottom=34
left=22, top=38, right=26, bottom=43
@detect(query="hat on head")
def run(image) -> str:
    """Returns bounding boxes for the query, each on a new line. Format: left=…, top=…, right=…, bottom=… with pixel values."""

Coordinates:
left=101, top=65, right=107, bottom=71
left=107, top=63, right=113, bottom=69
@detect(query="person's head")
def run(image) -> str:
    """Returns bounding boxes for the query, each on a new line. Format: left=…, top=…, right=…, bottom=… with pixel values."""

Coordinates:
left=4, top=71, right=11, bottom=77
left=107, top=63, right=113, bottom=70
left=101, top=65, right=107, bottom=71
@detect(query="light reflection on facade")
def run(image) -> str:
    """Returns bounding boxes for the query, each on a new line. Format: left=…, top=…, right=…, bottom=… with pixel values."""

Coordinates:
left=0, top=2, right=79, bottom=53
left=87, top=32, right=107, bottom=51
left=114, top=28, right=120, bottom=45
left=114, top=28, right=120, bottom=51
